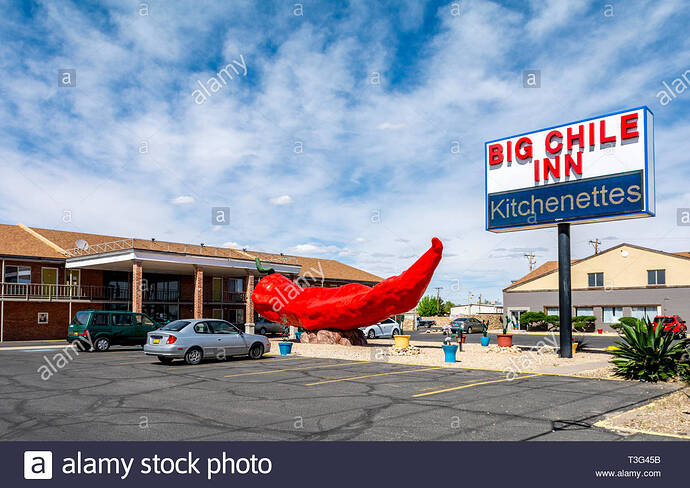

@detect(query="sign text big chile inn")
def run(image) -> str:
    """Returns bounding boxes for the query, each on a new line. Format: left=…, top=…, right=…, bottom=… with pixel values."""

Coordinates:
left=485, top=107, right=655, bottom=232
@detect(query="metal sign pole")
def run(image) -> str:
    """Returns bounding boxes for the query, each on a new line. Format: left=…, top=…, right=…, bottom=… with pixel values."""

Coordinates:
left=558, top=223, right=572, bottom=358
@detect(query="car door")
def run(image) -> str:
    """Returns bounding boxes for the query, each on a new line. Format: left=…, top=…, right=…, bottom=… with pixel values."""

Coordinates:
left=90, top=312, right=112, bottom=339
left=211, top=320, right=248, bottom=356
left=192, top=321, right=217, bottom=356
left=111, top=313, right=135, bottom=344
left=382, top=318, right=395, bottom=336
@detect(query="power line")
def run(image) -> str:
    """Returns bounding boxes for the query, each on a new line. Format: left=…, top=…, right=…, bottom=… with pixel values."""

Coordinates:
left=589, top=238, right=601, bottom=254
left=524, top=252, right=536, bottom=272
left=433, top=287, right=443, bottom=314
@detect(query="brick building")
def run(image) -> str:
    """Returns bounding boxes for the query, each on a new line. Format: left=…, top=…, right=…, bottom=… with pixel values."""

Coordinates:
left=0, top=224, right=382, bottom=341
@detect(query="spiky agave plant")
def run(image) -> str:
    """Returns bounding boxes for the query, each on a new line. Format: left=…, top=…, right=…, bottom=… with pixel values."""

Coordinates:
left=611, top=317, right=687, bottom=382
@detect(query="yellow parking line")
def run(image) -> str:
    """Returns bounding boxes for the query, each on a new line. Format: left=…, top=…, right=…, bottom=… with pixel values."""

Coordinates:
left=305, top=366, right=444, bottom=386
left=412, top=373, right=542, bottom=398
left=224, top=361, right=371, bottom=378
left=416, top=375, right=501, bottom=392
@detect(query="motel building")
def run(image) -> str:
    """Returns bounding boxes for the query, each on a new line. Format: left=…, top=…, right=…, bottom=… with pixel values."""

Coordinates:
left=0, top=223, right=382, bottom=341
left=503, top=243, right=690, bottom=332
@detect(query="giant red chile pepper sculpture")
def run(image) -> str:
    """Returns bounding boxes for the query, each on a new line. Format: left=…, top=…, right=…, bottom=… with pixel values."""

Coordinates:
left=251, top=237, right=443, bottom=331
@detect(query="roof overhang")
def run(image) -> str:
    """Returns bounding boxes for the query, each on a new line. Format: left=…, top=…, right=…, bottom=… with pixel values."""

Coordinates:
left=65, top=249, right=302, bottom=276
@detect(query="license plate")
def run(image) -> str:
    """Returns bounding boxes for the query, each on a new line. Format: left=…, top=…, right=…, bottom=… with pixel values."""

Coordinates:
left=152, top=338, right=160, bottom=344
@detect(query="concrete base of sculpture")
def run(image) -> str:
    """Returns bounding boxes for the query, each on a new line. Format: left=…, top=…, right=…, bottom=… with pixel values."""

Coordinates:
left=299, top=328, right=368, bottom=346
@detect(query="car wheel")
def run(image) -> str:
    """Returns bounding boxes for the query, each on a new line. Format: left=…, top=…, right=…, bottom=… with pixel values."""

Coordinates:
left=367, top=329, right=376, bottom=339
left=157, top=356, right=174, bottom=365
left=466, top=326, right=473, bottom=334
left=258, top=327, right=267, bottom=335
left=392, top=329, right=400, bottom=336
left=184, top=347, right=203, bottom=365
left=248, top=343, right=264, bottom=360
left=677, top=330, right=686, bottom=339
left=93, top=336, right=110, bottom=352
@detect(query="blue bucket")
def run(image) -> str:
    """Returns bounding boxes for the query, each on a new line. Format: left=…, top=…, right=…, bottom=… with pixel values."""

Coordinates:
left=278, top=342, right=293, bottom=355
left=480, top=336, right=490, bottom=347
left=442, top=344, right=458, bottom=363
left=295, top=331, right=302, bottom=341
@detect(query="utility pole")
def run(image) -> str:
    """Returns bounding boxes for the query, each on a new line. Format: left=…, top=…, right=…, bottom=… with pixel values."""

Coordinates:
left=589, top=238, right=601, bottom=255
left=524, top=252, right=536, bottom=272
left=434, top=287, right=443, bottom=315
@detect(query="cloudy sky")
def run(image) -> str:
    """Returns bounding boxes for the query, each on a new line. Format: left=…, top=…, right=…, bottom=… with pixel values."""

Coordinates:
left=1, top=0, right=689, bottom=304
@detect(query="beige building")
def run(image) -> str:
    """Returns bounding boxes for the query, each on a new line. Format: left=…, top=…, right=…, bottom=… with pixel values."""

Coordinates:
left=503, top=243, right=690, bottom=331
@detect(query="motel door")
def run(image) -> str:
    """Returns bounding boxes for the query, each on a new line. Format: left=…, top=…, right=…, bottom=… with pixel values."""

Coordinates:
left=41, top=268, right=58, bottom=298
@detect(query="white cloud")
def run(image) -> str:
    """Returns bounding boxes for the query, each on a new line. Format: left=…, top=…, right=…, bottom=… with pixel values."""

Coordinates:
left=223, top=241, right=242, bottom=249
left=1, top=0, right=687, bottom=306
left=377, top=122, right=406, bottom=130
left=171, top=195, right=195, bottom=205
left=269, top=195, right=294, bottom=206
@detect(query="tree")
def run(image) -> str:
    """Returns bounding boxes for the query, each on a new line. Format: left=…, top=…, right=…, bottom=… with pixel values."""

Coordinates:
left=417, top=295, right=442, bottom=316
left=442, top=301, right=456, bottom=315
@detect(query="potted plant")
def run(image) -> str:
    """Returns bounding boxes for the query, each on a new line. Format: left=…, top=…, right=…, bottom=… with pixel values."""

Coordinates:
left=497, top=321, right=513, bottom=348
left=394, top=319, right=410, bottom=349
left=480, top=321, right=490, bottom=347
left=442, top=335, right=458, bottom=363
left=278, top=320, right=293, bottom=355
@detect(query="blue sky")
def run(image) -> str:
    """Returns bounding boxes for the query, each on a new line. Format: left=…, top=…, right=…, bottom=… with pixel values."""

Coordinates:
left=1, top=0, right=689, bottom=304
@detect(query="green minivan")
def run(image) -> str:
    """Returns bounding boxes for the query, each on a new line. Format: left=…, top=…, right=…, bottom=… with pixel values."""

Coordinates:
left=67, top=310, right=162, bottom=352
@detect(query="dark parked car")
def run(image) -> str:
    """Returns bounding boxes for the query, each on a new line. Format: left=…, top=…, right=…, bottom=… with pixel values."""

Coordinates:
left=449, top=317, right=484, bottom=334
left=416, top=317, right=436, bottom=328
left=255, top=317, right=286, bottom=335
left=67, top=310, right=162, bottom=352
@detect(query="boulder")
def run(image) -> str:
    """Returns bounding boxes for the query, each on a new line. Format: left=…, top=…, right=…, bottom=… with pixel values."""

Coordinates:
left=299, top=328, right=368, bottom=346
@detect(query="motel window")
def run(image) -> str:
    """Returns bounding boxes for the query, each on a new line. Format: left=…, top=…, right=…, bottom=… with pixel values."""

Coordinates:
left=228, top=278, right=243, bottom=293
left=647, top=269, right=665, bottom=285
left=576, top=307, right=593, bottom=317
left=603, top=307, right=623, bottom=323
left=631, top=306, right=658, bottom=321
left=545, top=307, right=559, bottom=316
left=4, top=265, right=31, bottom=284
left=587, top=272, right=604, bottom=287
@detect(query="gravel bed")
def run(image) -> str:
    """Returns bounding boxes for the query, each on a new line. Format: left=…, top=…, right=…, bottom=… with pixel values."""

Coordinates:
left=276, top=340, right=615, bottom=376
left=597, top=388, right=690, bottom=438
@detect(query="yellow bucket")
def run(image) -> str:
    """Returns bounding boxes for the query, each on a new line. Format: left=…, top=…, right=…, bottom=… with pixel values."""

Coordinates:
left=394, top=335, right=410, bottom=349
left=571, top=342, right=578, bottom=355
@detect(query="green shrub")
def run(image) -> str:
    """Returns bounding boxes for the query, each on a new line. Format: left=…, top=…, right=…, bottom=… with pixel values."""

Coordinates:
left=545, top=315, right=560, bottom=329
left=610, top=317, right=687, bottom=382
left=519, top=312, right=552, bottom=330
left=614, top=317, right=638, bottom=330
left=572, top=315, right=596, bottom=332
left=519, top=312, right=545, bottom=326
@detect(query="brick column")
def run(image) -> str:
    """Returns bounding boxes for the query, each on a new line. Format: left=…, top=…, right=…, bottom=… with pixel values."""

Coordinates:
left=132, top=261, right=143, bottom=313
left=193, top=266, right=204, bottom=319
left=244, top=273, right=255, bottom=334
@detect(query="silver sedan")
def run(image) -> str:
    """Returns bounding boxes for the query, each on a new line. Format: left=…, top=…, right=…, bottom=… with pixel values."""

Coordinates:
left=143, top=319, right=271, bottom=365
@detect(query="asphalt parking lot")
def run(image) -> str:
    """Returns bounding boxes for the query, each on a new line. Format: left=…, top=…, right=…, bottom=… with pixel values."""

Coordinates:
left=0, top=343, right=682, bottom=441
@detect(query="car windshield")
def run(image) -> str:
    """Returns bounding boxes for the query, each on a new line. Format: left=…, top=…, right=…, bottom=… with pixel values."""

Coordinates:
left=160, top=320, right=191, bottom=331
left=71, top=311, right=90, bottom=326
